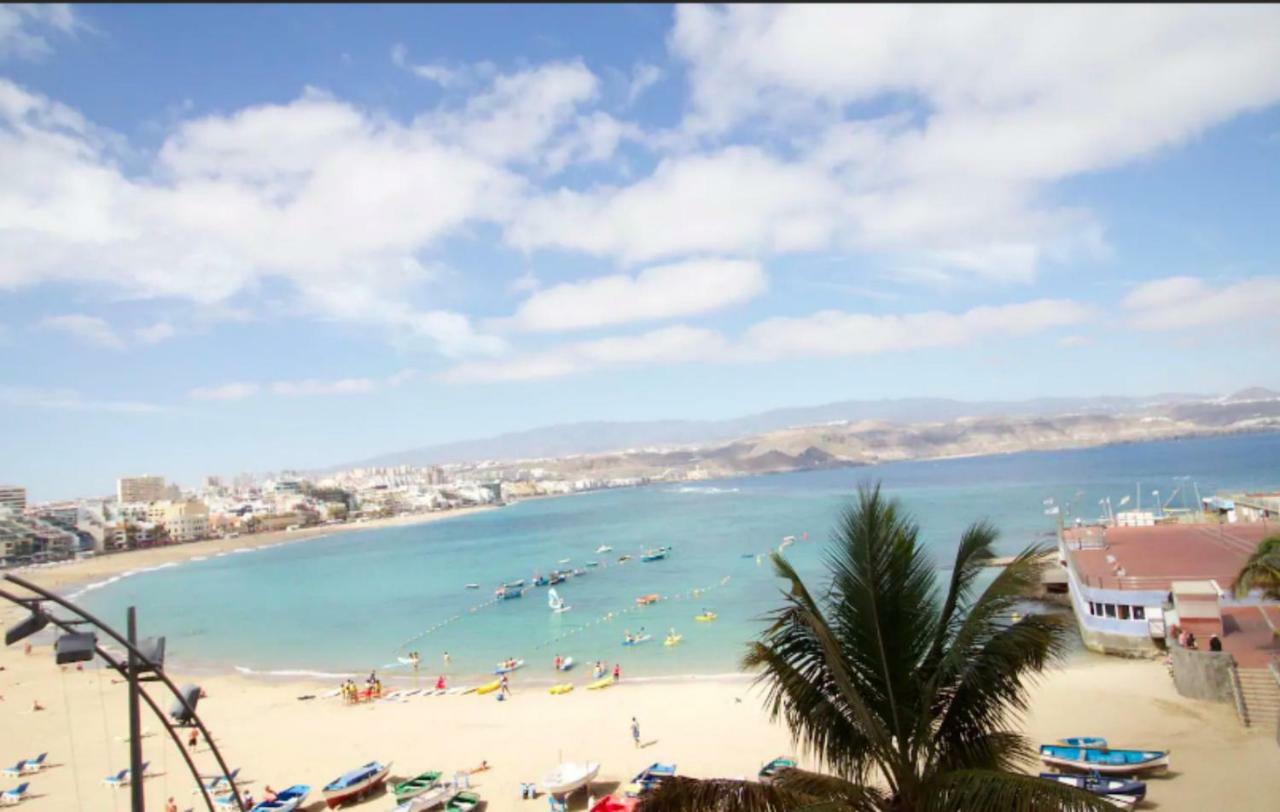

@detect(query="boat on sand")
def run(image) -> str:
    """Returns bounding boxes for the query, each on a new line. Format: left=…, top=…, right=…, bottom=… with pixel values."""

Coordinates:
left=322, top=761, right=390, bottom=808
left=542, top=762, right=600, bottom=796
left=1038, top=745, right=1169, bottom=775
left=1039, top=772, right=1146, bottom=808
left=392, top=771, right=443, bottom=804
left=758, top=757, right=796, bottom=784
left=249, top=784, right=309, bottom=812
left=445, top=791, right=481, bottom=811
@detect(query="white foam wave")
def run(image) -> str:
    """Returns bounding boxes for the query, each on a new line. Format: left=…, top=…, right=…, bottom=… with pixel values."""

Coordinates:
left=669, top=486, right=740, bottom=495
left=233, top=665, right=356, bottom=680
left=65, top=561, right=181, bottom=601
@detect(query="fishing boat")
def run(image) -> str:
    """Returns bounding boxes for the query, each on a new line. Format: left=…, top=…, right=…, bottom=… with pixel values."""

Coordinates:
left=663, top=633, right=682, bottom=646
left=572, top=567, right=587, bottom=577
left=559, top=558, right=572, bottom=565
left=1038, top=745, right=1170, bottom=775
left=635, top=594, right=659, bottom=606
left=1039, top=772, right=1146, bottom=807
left=542, top=761, right=600, bottom=796
left=390, top=785, right=450, bottom=811
left=585, top=561, right=600, bottom=568
left=625, top=763, right=676, bottom=797
left=595, top=545, right=613, bottom=554
left=1059, top=737, right=1108, bottom=748
left=494, top=659, right=525, bottom=675
left=641, top=547, right=669, bottom=562
left=758, top=757, right=796, bottom=784
left=548, top=588, right=571, bottom=614
left=392, top=771, right=443, bottom=804
left=622, top=634, right=651, bottom=646
left=445, top=791, right=481, bottom=811
left=533, top=574, right=550, bottom=587
left=549, top=572, right=566, bottom=585
left=618, top=554, right=632, bottom=563
left=694, top=611, right=717, bottom=622
left=249, top=784, right=309, bottom=812
left=321, top=761, right=390, bottom=808
left=495, top=583, right=523, bottom=600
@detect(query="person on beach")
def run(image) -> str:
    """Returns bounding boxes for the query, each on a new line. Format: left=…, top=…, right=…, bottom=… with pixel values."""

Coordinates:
left=613, top=663, right=620, bottom=683
left=188, top=729, right=199, bottom=749
left=31, top=699, right=43, bottom=712
left=631, top=716, right=640, bottom=748
left=263, top=786, right=277, bottom=802
left=444, top=651, right=451, bottom=667
left=436, top=675, right=446, bottom=691
left=554, top=654, right=562, bottom=670
left=165, top=798, right=178, bottom=812
left=500, top=673, right=510, bottom=696
left=1210, top=634, right=1222, bottom=652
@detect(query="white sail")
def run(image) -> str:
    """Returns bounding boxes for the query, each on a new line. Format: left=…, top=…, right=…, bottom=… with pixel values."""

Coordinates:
left=548, top=587, right=562, bottom=609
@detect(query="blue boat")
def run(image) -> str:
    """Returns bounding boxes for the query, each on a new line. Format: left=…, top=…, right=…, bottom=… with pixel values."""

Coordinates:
left=1039, top=744, right=1169, bottom=775
left=249, top=784, right=310, bottom=812
left=533, top=575, right=550, bottom=587
left=626, top=762, right=677, bottom=797
left=1040, top=772, right=1146, bottom=804
left=641, top=546, right=670, bottom=562
left=1058, top=737, right=1107, bottom=748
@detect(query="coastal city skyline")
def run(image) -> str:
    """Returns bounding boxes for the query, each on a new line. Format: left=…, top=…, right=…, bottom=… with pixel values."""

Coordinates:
left=2, top=5, right=1280, bottom=499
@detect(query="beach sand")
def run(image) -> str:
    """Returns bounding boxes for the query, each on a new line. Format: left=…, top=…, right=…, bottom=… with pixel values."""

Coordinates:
left=0, top=644, right=1275, bottom=812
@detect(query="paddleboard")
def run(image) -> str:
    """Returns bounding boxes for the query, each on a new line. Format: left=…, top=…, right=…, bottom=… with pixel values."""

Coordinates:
left=549, top=683, right=574, bottom=695
left=474, top=680, right=501, bottom=695
left=586, top=677, right=613, bottom=690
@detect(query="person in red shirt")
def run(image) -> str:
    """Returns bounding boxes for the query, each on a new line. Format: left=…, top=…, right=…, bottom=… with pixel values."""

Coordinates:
left=612, top=663, right=620, bottom=683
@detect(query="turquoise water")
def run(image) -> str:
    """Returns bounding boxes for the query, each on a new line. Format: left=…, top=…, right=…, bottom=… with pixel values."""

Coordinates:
left=77, top=433, right=1280, bottom=681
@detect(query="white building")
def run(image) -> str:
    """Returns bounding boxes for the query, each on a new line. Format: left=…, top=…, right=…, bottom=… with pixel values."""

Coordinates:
left=0, top=485, right=26, bottom=513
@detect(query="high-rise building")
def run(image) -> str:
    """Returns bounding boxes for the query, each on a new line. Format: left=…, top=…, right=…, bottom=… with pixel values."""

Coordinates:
left=0, top=485, right=26, bottom=514
left=117, top=475, right=166, bottom=504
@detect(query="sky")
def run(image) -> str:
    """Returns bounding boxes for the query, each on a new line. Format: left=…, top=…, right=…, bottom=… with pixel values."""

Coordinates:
left=2, top=4, right=1280, bottom=500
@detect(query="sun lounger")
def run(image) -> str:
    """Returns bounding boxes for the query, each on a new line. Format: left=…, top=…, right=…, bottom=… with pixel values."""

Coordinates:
left=0, top=765, right=22, bottom=780
left=0, top=783, right=29, bottom=805
left=18, top=755, right=45, bottom=775
left=103, top=763, right=148, bottom=787
left=195, top=768, right=240, bottom=792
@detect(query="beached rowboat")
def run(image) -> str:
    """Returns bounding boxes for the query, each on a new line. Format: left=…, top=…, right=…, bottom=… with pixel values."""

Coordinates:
left=542, top=762, right=600, bottom=796
left=445, top=791, right=481, bottom=811
left=625, top=763, right=677, bottom=797
left=1039, top=772, right=1146, bottom=808
left=758, top=757, right=796, bottom=784
left=1038, top=745, right=1169, bottom=775
left=322, top=761, right=390, bottom=808
left=248, top=784, right=309, bottom=812
left=390, top=784, right=450, bottom=811
left=392, top=771, right=443, bottom=803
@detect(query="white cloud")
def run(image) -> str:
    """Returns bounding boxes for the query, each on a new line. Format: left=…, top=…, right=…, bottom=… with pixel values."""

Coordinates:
left=740, top=299, right=1094, bottom=360
left=1123, top=275, right=1280, bottom=330
left=507, top=258, right=766, bottom=332
left=0, top=385, right=161, bottom=413
left=626, top=63, right=663, bottom=106
left=443, top=298, right=1092, bottom=383
left=521, top=5, right=1280, bottom=280
left=134, top=321, right=176, bottom=344
left=390, top=43, right=461, bottom=87
left=270, top=378, right=376, bottom=397
left=188, top=382, right=259, bottom=401
left=440, top=325, right=727, bottom=383
left=38, top=314, right=125, bottom=349
left=386, top=368, right=417, bottom=387
left=0, top=4, right=76, bottom=60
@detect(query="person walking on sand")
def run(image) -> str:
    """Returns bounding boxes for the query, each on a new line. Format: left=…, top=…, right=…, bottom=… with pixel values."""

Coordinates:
left=631, top=716, right=640, bottom=748
left=613, top=663, right=620, bottom=683
left=165, top=798, right=178, bottom=812
left=500, top=673, right=510, bottom=697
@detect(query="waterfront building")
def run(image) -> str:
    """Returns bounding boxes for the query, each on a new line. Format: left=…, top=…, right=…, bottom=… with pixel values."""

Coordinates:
left=0, top=513, right=76, bottom=564
left=1059, top=521, right=1276, bottom=659
left=117, top=474, right=166, bottom=504
left=0, top=485, right=26, bottom=513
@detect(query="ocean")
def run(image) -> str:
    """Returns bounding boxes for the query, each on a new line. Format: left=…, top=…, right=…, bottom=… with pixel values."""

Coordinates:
left=76, top=432, right=1280, bottom=682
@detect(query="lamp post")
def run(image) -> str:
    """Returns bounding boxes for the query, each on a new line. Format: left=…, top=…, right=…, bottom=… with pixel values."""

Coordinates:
left=1, top=574, right=244, bottom=811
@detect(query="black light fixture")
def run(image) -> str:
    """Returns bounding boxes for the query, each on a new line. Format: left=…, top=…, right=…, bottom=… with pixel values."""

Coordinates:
left=169, top=683, right=202, bottom=724
left=54, top=631, right=97, bottom=664
left=136, top=636, right=166, bottom=672
left=5, top=609, right=48, bottom=646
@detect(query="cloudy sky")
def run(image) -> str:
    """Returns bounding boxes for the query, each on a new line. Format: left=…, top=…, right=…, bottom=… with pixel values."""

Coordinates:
left=3, top=4, right=1279, bottom=499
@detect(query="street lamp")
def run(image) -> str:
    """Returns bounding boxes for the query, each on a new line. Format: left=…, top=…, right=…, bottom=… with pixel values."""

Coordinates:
left=1, top=575, right=243, bottom=812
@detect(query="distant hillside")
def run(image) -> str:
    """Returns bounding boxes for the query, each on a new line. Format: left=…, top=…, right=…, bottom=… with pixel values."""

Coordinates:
left=336, top=390, right=1243, bottom=470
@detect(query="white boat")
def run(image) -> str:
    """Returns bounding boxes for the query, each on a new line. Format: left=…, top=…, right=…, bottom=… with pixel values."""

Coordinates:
left=391, top=784, right=451, bottom=811
left=595, top=545, right=613, bottom=554
left=541, top=761, right=600, bottom=796
left=548, top=587, right=571, bottom=614
left=558, top=558, right=572, bottom=565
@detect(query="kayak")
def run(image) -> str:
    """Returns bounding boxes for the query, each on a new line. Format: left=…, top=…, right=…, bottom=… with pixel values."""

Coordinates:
left=664, top=634, right=683, bottom=647
left=586, top=677, right=613, bottom=690
left=549, top=683, right=574, bottom=695
left=474, top=679, right=501, bottom=695
left=493, top=660, right=525, bottom=675
left=695, top=612, right=717, bottom=622
left=622, top=634, right=652, bottom=646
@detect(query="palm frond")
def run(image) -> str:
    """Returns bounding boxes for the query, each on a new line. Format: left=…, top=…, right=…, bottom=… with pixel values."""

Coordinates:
left=1234, top=534, right=1280, bottom=598
left=771, top=768, right=886, bottom=811
left=921, top=769, right=1123, bottom=812
left=636, top=776, right=819, bottom=812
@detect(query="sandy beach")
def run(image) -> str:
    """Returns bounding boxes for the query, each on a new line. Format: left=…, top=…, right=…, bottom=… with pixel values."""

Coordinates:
left=1, top=642, right=1276, bottom=812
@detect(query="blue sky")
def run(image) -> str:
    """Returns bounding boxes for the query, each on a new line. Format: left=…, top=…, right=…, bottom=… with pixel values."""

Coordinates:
left=2, top=4, right=1279, bottom=500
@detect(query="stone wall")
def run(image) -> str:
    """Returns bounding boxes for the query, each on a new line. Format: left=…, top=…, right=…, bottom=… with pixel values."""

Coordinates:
left=1169, top=644, right=1236, bottom=703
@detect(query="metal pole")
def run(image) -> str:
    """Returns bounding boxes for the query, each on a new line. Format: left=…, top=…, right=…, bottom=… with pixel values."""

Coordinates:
left=127, top=607, right=145, bottom=812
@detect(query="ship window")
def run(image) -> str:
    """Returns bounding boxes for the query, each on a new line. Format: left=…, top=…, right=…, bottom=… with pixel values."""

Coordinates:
left=1104, top=604, right=1117, bottom=618
left=1118, top=605, right=1131, bottom=620
left=1132, top=606, right=1145, bottom=620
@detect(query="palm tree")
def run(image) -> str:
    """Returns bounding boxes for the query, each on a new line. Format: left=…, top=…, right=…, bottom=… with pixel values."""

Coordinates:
left=642, top=484, right=1112, bottom=812
left=1234, top=533, right=1280, bottom=600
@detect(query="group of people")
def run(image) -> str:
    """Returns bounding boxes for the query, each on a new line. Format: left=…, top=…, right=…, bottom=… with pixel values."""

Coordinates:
left=341, top=671, right=383, bottom=704
left=1176, top=628, right=1223, bottom=652
left=622, top=626, right=648, bottom=644
left=590, top=661, right=621, bottom=682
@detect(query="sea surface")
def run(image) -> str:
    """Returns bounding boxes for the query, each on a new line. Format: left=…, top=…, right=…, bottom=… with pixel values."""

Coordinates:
left=76, top=433, right=1280, bottom=682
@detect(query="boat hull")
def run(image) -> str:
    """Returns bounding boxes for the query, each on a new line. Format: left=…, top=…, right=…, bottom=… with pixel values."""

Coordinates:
left=1039, top=745, right=1169, bottom=775
left=322, top=765, right=389, bottom=808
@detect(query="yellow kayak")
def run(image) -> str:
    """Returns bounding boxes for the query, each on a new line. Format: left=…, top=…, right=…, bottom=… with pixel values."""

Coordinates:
left=695, top=612, right=717, bottom=622
left=586, top=677, right=613, bottom=690
left=474, top=679, right=502, bottom=695
left=664, top=634, right=683, bottom=646
left=549, top=683, right=574, bottom=695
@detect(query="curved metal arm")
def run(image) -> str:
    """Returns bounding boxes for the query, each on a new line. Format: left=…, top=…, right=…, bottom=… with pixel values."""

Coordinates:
left=0, top=588, right=220, bottom=811
left=2, top=574, right=245, bottom=811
